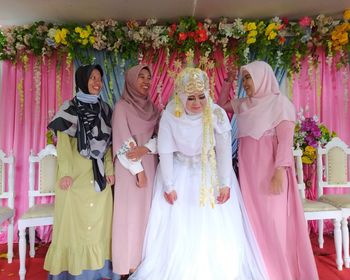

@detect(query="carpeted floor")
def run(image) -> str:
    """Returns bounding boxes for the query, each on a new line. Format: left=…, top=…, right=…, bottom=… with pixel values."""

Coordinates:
left=0, top=234, right=349, bottom=279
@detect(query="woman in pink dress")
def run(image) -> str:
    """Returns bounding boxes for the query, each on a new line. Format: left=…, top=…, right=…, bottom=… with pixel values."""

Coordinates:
left=111, top=64, right=160, bottom=279
left=218, top=60, right=319, bottom=280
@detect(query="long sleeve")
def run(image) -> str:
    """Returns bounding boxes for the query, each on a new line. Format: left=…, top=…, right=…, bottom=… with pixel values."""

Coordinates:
left=217, top=81, right=230, bottom=106
left=159, top=153, right=174, bottom=193
left=215, top=130, right=232, bottom=188
left=275, top=120, right=295, bottom=168
left=57, top=131, right=73, bottom=178
left=116, top=137, right=144, bottom=175
left=144, top=137, right=157, bottom=154
left=104, top=147, right=113, bottom=176
left=217, top=81, right=235, bottom=113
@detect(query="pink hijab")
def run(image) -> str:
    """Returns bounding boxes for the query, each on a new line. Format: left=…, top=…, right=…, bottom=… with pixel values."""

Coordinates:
left=121, top=64, right=159, bottom=122
left=113, top=64, right=160, bottom=152
left=233, top=61, right=296, bottom=139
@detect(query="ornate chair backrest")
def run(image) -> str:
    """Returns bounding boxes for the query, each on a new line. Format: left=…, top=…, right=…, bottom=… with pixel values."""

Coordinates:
left=0, top=150, right=15, bottom=210
left=317, top=137, right=350, bottom=197
left=28, top=145, right=57, bottom=208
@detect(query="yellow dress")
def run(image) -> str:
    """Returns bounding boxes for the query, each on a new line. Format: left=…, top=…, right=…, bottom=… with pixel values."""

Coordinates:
left=44, top=131, right=113, bottom=276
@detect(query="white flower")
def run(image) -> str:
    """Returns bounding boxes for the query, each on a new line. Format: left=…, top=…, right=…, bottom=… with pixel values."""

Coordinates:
left=272, top=16, right=282, bottom=24
left=146, top=18, right=157, bottom=26
left=48, top=28, right=56, bottom=39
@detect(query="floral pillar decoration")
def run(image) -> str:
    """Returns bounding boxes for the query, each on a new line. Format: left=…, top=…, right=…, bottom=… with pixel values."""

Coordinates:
left=34, top=58, right=42, bottom=117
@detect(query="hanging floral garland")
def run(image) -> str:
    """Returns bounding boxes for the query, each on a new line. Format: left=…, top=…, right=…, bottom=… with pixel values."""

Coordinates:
left=0, top=10, right=350, bottom=73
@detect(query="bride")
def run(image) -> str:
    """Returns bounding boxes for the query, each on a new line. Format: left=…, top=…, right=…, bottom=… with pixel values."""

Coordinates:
left=130, top=66, right=268, bottom=280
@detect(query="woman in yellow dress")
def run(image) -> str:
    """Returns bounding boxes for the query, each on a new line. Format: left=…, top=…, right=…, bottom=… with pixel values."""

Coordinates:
left=44, top=64, right=114, bottom=279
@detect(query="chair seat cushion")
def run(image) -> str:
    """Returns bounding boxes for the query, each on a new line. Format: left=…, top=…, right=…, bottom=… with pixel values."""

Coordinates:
left=319, top=194, right=350, bottom=208
left=0, top=207, right=14, bottom=224
left=20, top=203, right=54, bottom=219
left=302, top=198, right=339, bottom=212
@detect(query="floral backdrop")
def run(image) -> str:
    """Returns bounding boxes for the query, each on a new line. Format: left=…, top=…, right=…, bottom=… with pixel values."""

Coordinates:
left=1, top=10, right=350, bottom=74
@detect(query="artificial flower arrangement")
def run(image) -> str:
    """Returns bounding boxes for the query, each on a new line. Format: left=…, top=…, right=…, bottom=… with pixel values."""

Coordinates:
left=294, top=111, right=336, bottom=164
left=1, top=10, right=350, bottom=72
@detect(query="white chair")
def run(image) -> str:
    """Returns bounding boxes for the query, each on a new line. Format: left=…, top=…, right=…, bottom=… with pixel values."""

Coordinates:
left=0, top=149, right=15, bottom=263
left=316, top=137, right=350, bottom=268
left=293, top=146, right=343, bottom=270
left=18, top=144, right=57, bottom=280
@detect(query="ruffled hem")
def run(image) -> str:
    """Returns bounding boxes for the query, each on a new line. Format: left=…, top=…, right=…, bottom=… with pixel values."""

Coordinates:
left=48, top=260, right=113, bottom=280
left=44, top=241, right=112, bottom=276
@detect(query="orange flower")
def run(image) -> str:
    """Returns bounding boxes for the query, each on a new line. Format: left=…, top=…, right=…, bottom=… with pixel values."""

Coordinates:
left=279, top=36, right=286, bottom=45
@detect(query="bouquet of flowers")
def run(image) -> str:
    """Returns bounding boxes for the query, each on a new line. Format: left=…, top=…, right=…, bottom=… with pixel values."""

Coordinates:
left=294, top=113, right=336, bottom=164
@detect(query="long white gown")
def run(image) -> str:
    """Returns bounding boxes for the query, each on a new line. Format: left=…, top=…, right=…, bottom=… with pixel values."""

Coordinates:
left=130, top=101, right=268, bottom=280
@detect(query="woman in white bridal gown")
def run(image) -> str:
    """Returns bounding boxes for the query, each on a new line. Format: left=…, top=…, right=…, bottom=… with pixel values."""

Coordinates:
left=130, top=66, right=268, bottom=280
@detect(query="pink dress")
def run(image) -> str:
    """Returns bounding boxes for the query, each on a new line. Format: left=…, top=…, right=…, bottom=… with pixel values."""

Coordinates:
left=112, top=100, right=158, bottom=274
left=238, top=121, right=319, bottom=280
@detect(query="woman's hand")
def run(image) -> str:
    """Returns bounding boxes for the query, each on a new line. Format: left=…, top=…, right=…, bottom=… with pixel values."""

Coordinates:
left=59, top=176, right=73, bottom=190
left=126, top=142, right=149, bottom=161
left=217, top=187, right=230, bottom=204
left=164, top=190, right=177, bottom=205
left=136, top=171, right=147, bottom=188
left=269, top=168, right=285, bottom=195
left=224, top=64, right=237, bottom=83
left=106, top=175, right=115, bottom=185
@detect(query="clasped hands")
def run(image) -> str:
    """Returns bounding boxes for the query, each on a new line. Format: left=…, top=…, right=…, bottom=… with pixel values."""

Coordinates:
left=164, top=186, right=231, bottom=205
left=126, top=142, right=149, bottom=162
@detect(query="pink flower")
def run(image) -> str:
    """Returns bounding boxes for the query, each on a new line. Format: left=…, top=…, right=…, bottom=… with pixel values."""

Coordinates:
left=299, top=16, right=312, bottom=27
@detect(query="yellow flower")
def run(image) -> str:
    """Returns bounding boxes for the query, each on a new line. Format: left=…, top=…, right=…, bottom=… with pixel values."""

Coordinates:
left=80, top=30, right=90, bottom=39
left=302, top=156, right=314, bottom=164
left=265, top=23, right=276, bottom=35
left=339, top=32, right=349, bottom=45
left=302, top=145, right=317, bottom=164
left=75, top=27, right=82, bottom=33
left=268, top=31, right=277, bottom=40
left=89, top=36, right=95, bottom=44
left=247, top=37, right=256, bottom=44
left=248, top=30, right=258, bottom=37
left=245, top=22, right=257, bottom=31
left=54, top=29, right=69, bottom=45
left=305, top=145, right=316, bottom=153
left=343, top=9, right=350, bottom=21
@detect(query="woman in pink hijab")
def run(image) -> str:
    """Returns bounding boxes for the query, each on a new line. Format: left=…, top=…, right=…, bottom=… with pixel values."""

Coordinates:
left=218, top=61, right=319, bottom=280
left=111, top=64, right=160, bottom=279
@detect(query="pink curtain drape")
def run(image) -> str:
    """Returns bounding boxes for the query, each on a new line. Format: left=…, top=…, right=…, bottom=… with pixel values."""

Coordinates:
left=0, top=53, right=73, bottom=242
left=292, top=51, right=350, bottom=145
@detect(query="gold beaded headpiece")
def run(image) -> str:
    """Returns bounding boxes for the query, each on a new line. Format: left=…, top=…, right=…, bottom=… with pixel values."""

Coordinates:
left=175, top=67, right=209, bottom=97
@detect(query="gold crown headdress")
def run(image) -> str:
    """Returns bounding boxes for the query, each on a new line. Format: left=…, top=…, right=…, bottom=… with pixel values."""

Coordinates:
left=175, top=68, right=209, bottom=97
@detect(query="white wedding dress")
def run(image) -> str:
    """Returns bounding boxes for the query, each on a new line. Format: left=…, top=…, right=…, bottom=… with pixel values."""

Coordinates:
left=130, top=102, right=267, bottom=280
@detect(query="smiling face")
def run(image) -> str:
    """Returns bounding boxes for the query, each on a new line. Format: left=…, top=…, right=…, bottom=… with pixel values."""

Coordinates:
left=242, top=69, right=255, bottom=97
left=88, top=69, right=103, bottom=95
left=185, top=91, right=207, bottom=114
left=136, top=68, right=152, bottom=96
